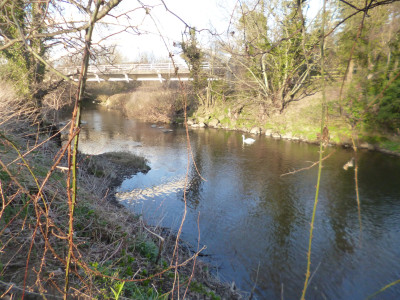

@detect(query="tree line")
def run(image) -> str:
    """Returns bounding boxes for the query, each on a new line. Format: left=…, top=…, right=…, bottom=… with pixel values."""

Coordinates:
left=1, top=0, right=399, bottom=133
left=181, top=0, right=400, bottom=133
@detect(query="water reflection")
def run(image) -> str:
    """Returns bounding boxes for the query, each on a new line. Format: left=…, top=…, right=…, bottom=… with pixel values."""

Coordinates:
left=77, top=105, right=400, bottom=299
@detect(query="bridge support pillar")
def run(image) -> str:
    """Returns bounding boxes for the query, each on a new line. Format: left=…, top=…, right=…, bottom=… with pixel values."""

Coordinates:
left=157, top=73, right=164, bottom=83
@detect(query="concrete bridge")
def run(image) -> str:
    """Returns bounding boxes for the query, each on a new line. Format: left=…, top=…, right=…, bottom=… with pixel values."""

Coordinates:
left=60, top=62, right=214, bottom=82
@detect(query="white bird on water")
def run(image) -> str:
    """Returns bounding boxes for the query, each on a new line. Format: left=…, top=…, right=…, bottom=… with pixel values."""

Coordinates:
left=242, top=134, right=256, bottom=145
left=343, top=157, right=355, bottom=170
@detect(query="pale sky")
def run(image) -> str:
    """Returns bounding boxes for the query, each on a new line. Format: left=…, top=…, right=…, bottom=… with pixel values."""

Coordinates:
left=104, top=0, right=323, bottom=62
left=102, top=0, right=238, bottom=62
left=53, top=0, right=323, bottom=63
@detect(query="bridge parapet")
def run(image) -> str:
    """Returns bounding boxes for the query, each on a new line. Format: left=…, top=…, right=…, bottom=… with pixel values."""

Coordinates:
left=60, top=62, right=211, bottom=76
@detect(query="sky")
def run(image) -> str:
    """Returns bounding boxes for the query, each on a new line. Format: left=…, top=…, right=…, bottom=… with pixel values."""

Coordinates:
left=101, top=0, right=238, bottom=62
left=105, top=0, right=323, bottom=62
left=53, top=0, right=323, bottom=63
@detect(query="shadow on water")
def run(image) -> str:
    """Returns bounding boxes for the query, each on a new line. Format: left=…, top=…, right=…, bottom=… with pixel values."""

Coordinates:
left=77, top=105, right=400, bottom=299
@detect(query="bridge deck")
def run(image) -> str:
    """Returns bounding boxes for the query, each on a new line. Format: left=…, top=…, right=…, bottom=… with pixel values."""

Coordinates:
left=61, top=62, right=212, bottom=76
left=58, top=62, right=223, bottom=82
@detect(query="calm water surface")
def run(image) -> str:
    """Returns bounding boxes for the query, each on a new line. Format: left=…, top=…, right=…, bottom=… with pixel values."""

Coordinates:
left=78, top=105, right=400, bottom=299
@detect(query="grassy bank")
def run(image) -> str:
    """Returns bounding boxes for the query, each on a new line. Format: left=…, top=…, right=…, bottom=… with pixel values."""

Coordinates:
left=187, top=86, right=400, bottom=155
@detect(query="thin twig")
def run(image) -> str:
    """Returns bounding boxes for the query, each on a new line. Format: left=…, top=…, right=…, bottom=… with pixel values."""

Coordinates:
left=0, top=280, right=64, bottom=299
left=281, top=150, right=335, bottom=177
left=143, top=225, right=165, bottom=265
left=301, top=0, right=327, bottom=297
left=367, top=278, right=400, bottom=299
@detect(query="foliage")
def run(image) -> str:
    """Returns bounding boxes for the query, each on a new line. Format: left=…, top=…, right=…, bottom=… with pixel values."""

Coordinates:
left=190, top=281, right=221, bottom=300
left=335, top=0, right=400, bottom=132
left=180, top=27, right=208, bottom=105
left=369, top=78, right=400, bottom=131
left=0, top=0, right=47, bottom=97
left=224, top=0, right=320, bottom=113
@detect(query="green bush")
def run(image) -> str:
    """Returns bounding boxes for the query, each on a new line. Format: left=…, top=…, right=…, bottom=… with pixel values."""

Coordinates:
left=372, top=79, right=400, bottom=131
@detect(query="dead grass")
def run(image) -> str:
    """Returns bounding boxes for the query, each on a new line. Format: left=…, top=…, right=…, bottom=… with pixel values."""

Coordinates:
left=0, top=80, right=38, bottom=127
left=101, top=83, right=184, bottom=123
left=40, top=82, right=76, bottom=122
left=86, top=81, right=141, bottom=97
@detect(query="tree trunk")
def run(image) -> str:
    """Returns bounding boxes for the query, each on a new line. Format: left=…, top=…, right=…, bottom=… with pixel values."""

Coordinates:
left=346, top=59, right=354, bottom=83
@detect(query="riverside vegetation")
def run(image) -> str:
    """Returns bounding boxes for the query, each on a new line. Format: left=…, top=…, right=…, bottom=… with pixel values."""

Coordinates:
left=1, top=0, right=400, bottom=299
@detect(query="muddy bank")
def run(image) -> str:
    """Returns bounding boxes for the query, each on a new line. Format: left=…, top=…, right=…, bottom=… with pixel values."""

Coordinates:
left=84, top=151, right=150, bottom=206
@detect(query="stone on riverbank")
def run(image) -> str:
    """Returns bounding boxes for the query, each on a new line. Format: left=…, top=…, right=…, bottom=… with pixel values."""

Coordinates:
left=281, top=132, right=293, bottom=140
left=250, top=127, right=262, bottom=135
left=271, top=133, right=281, bottom=139
left=209, top=119, right=220, bottom=128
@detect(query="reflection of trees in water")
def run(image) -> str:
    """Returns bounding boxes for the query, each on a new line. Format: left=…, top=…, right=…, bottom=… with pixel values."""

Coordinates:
left=241, top=141, right=315, bottom=297
left=325, top=151, right=400, bottom=255
left=80, top=125, right=91, bottom=140
left=179, top=129, right=241, bottom=209
left=325, top=166, right=357, bottom=254
left=181, top=133, right=205, bottom=209
left=259, top=179, right=301, bottom=295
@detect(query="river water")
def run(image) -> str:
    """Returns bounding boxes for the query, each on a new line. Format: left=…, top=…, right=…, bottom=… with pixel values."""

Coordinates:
left=77, top=105, right=400, bottom=299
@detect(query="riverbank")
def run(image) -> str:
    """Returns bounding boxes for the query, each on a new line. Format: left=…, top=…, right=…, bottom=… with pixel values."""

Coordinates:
left=186, top=89, right=400, bottom=156
left=94, top=82, right=400, bottom=156
left=88, top=81, right=184, bottom=123
left=0, top=125, right=245, bottom=299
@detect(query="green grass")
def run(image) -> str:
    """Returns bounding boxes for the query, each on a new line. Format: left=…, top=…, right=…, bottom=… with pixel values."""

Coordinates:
left=89, top=252, right=167, bottom=300
left=102, top=152, right=149, bottom=172
left=0, top=170, right=10, bottom=182
left=189, top=281, right=221, bottom=300
left=380, top=140, right=400, bottom=153
left=136, top=237, right=159, bottom=262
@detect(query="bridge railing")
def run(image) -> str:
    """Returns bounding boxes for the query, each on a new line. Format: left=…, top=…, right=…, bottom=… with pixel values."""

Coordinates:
left=60, top=62, right=211, bottom=75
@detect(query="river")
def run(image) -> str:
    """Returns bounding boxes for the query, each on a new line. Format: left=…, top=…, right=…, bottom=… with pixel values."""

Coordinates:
left=77, top=104, right=400, bottom=299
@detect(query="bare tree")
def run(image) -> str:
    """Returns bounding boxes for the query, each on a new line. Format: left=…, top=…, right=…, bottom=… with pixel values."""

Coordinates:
left=221, top=0, right=321, bottom=114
